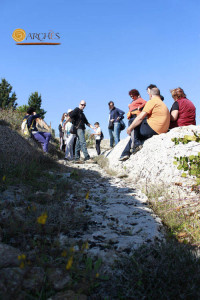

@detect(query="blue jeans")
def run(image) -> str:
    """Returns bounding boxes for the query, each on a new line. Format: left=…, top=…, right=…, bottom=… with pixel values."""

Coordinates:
left=65, top=134, right=76, bottom=160
left=108, top=128, right=114, bottom=147
left=128, top=115, right=137, bottom=148
left=109, top=122, right=121, bottom=147
left=120, top=136, right=131, bottom=158
left=134, top=118, right=158, bottom=146
left=75, top=129, right=90, bottom=160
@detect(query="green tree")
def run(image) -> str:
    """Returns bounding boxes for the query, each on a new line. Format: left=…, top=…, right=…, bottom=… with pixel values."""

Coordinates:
left=0, top=78, right=17, bottom=109
left=16, top=104, right=29, bottom=113
left=28, top=92, right=46, bottom=119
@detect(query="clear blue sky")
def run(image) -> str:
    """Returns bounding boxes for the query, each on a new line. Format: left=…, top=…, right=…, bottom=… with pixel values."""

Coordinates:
left=1, top=0, right=200, bottom=138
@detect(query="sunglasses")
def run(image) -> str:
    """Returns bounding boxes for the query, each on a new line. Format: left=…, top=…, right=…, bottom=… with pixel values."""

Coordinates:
left=81, top=104, right=86, bottom=106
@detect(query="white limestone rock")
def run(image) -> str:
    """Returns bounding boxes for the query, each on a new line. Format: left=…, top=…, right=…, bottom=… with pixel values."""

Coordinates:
left=105, top=125, right=200, bottom=191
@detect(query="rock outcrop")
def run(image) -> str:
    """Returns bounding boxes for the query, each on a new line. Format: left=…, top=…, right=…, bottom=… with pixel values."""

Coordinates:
left=105, top=125, right=200, bottom=197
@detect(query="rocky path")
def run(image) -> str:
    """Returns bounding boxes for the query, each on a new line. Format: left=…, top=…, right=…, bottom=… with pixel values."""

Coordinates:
left=0, top=154, right=164, bottom=299
left=60, top=157, right=164, bottom=264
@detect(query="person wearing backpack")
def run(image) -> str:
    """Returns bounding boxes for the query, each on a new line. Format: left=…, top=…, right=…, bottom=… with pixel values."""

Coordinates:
left=91, top=122, right=102, bottom=155
left=108, top=101, right=125, bottom=148
left=24, top=107, right=51, bottom=153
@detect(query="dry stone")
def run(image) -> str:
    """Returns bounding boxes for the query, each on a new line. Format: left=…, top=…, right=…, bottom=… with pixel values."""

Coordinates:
left=105, top=125, right=200, bottom=197
left=0, top=243, right=20, bottom=268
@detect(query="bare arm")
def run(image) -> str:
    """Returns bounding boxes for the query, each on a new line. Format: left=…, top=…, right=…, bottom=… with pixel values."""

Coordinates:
left=127, top=111, right=148, bottom=135
left=170, top=110, right=178, bottom=122
left=87, top=123, right=95, bottom=129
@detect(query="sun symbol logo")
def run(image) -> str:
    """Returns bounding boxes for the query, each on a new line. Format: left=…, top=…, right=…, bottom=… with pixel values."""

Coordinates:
left=12, top=28, right=26, bottom=42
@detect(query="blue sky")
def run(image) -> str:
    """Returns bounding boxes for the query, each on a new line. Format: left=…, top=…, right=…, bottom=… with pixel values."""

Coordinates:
left=1, top=0, right=200, bottom=138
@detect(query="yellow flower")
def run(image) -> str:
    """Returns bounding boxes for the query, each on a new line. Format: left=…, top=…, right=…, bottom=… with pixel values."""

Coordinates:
left=81, top=242, right=89, bottom=251
left=2, top=175, right=6, bottom=182
left=18, top=254, right=26, bottom=260
left=66, top=256, right=73, bottom=270
left=21, top=254, right=26, bottom=260
left=85, top=191, right=90, bottom=199
left=37, top=212, right=48, bottom=225
left=20, top=261, right=25, bottom=269
left=61, top=250, right=67, bottom=257
left=96, top=273, right=99, bottom=278
left=18, top=254, right=26, bottom=268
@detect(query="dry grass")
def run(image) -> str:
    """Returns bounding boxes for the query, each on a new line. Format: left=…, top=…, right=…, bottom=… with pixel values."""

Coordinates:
left=141, top=183, right=200, bottom=246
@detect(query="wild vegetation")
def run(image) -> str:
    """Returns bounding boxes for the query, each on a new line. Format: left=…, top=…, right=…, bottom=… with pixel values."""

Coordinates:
left=1, top=109, right=200, bottom=299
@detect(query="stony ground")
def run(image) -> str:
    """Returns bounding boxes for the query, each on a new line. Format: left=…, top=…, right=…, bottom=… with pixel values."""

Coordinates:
left=58, top=157, right=164, bottom=265
left=2, top=121, right=200, bottom=299
left=0, top=150, right=164, bottom=299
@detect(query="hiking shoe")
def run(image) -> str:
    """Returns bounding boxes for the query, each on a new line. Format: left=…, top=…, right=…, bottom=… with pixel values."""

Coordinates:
left=84, top=159, right=96, bottom=164
left=130, top=148, right=134, bottom=154
left=132, top=145, right=143, bottom=154
left=119, top=155, right=130, bottom=161
left=74, top=160, right=85, bottom=164
left=84, top=157, right=91, bottom=161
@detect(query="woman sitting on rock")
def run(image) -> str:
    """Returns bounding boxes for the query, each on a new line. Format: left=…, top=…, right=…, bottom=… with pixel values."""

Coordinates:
left=170, top=87, right=196, bottom=129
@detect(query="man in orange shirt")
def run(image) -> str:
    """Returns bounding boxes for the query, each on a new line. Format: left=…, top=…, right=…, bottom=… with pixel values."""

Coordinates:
left=127, top=87, right=170, bottom=153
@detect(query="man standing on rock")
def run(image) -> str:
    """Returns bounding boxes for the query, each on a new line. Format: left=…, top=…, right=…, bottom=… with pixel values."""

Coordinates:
left=127, top=87, right=170, bottom=153
left=68, top=100, right=95, bottom=162
left=108, top=101, right=125, bottom=148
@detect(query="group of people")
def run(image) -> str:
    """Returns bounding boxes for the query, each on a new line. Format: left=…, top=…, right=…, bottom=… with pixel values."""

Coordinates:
left=118, top=85, right=196, bottom=161
left=23, top=84, right=196, bottom=162
left=59, top=100, right=102, bottom=162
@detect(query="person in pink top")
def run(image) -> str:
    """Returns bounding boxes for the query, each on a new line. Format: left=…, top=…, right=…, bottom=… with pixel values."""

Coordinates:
left=127, top=89, right=146, bottom=153
left=119, top=89, right=146, bottom=161
left=170, top=87, right=196, bottom=129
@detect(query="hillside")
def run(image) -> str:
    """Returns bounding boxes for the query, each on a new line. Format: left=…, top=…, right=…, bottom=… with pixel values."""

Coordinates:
left=1, top=110, right=200, bottom=299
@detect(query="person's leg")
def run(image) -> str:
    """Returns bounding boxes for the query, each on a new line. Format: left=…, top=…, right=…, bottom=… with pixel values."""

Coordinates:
left=119, top=136, right=131, bottom=161
left=68, top=134, right=76, bottom=160
left=132, top=118, right=158, bottom=153
left=77, top=129, right=90, bottom=160
left=96, top=140, right=101, bottom=155
left=113, top=122, right=121, bottom=146
left=128, top=116, right=136, bottom=149
left=73, top=137, right=77, bottom=158
left=43, top=132, right=51, bottom=152
left=140, top=118, right=158, bottom=139
left=75, top=135, right=81, bottom=160
left=133, top=124, right=143, bottom=147
left=108, top=129, right=114, bottom=147
left=65, top=134, right=75, bottom=160
left=33, top=132, right=51, bottom=152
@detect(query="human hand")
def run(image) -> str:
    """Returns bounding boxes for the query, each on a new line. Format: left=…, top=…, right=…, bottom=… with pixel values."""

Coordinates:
left=127, top=127, right=132, bottom=135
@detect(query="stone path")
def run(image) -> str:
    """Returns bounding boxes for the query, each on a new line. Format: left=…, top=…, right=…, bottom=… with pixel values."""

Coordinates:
left=60, top=157, right=164, bottom=264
